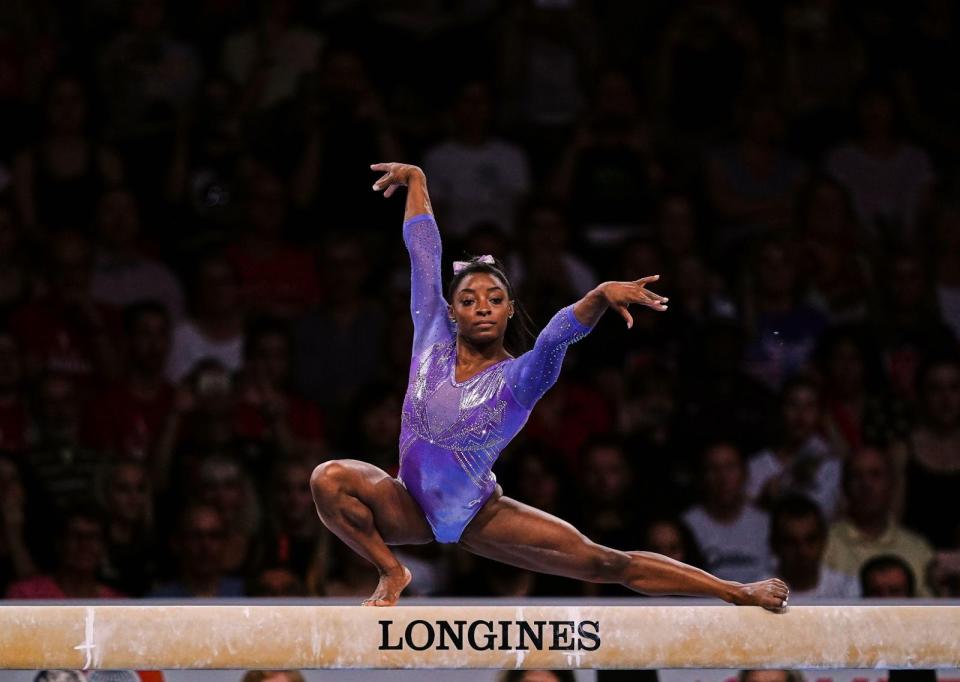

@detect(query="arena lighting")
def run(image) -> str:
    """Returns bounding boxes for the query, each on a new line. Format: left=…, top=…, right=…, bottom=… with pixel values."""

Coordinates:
left=1, top=603, right=958, bottom=670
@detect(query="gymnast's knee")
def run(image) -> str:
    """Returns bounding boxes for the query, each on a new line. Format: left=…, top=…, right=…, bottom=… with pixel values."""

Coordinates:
left=310, top=460, right=353, bottom=502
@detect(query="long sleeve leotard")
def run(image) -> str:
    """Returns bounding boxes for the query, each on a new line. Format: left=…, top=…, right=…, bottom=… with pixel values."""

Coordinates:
left=398, top=214, right=593, bottom=543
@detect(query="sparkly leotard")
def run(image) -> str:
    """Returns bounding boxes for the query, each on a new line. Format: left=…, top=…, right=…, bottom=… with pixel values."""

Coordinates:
left=398, top=214, right=593, bottom=543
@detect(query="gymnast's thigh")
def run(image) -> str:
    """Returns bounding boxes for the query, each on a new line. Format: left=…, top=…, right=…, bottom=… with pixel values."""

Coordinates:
left=326, top=458, right=434, bottom=546
left=458, top=491, right=627, bottom=581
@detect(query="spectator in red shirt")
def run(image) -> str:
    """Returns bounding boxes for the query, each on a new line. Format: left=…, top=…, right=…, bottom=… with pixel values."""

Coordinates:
left=233, top=317, right=325, bottom=462
left=0, top=332, right=28, bottom=454
left=9, top=230, right=121, bottom=384
left=83, top=300, right=175, bottom=463
left=5, top=507, right=124, bottom=599
left=226, top=168, right=321, bottom=319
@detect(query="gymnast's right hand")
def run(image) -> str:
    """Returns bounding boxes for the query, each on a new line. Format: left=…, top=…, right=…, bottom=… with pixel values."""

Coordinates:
left=371, top=162, right=424, bottom=198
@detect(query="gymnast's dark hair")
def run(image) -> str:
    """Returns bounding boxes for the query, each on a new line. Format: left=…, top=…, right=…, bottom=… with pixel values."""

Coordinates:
left=446, top=256, right=537, bottom=355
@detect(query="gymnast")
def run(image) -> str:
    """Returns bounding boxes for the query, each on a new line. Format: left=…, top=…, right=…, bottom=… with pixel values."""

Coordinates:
left=311, top=162, right=790, bottom=610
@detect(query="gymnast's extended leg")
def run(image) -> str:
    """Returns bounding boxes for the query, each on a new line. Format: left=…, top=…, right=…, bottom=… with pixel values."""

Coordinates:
left=310, top=459, right=433, bottom=606
left=460, top=489, right=789, bottom=609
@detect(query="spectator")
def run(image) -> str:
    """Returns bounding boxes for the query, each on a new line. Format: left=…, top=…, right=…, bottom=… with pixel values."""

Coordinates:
left=5, top=508, right=123, bottom=599
left=901, top=357, right=960, bottom=549
left=12, top=74, right=123, bottom=235
left=83, top=300, right=175, bottom=464
left=225, top=169, right=320, bottom=319
left=248, top=566, right=306, bottom=597
left=240, top=671, right=304, bottom=682
left=423, top=80, right=531, bottom=238
left=641, top=517, right=704, bottom=569
left=873, top=251, right=956, bottom=401
left=336, top=384, right=400, bottom=472
left=552, top=69, right=660, bottom=229
left=195, top=454, right=261, bottom=576
left=95, top=460, right=157, bottom=597
left=741, top=238, right=827, bottom=390
left=498, top=672, right=576, bottom=682
left=0, top=202, right=34, bottom=318
left=167, top=252, right=245, bottom=382
left=683, top=442, right=774, bottom=583
left=815, top=325, right=909, bottom=455
left=234, top=317, right=325, bottom=462
left=22, top=373, right=105, bottom=523
left=824, top=448, right=934, bottom=596
left=258, top=458, right=328, bottom=584
left=797, top=177, right=872, bottom=323
left=0, top=332, right=28, bottom=453
left=9, top=231, right=122, bottom=383
left=221, top=0, right=323, bottom=111
left=770, top=495, right=859, bottom=599
left=151, top=503, right=243, bottom=598
left=90, top=189, right=184, bottom=320
left=97, top=0, right=201, bottom=139
left=826, top=85, right=935, bottom=246
left=508, top=200, right=596, bottom=323
left=746, top=378, right=842, bottom=519
left=0, top=454, right=37, bottom=595
left=738, top=671, right=803, bottom=682
left=707, top=97, right=805, bottom=245
left=295, top=235, right=385, bottom=411
left=933, top=203, right=960, bottom=340
left=860, top=554, right=916, bottom=598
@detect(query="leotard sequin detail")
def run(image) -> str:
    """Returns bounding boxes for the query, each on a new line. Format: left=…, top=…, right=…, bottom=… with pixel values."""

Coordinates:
left=398, top=214, right=592, bottom=543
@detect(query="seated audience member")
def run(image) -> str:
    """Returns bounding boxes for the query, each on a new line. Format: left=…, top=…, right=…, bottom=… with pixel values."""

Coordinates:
left=248, top=566, right=306, bottom=598
left=23, top=373, right=105, bottom=527
left=0, top=332, right=28, bottom=453
left=860, top=554, right=916, bottom=598
left=258, top=458, right=328, bottom=583
left=83, top=300, right=175, bottom=462
left=240, top=671, right=305, bottom=682
left=233, top=318, right=325, bottom=461
left=641, top=517, right=705, bottom=569
left=423, top=80, right=530, bottom=238
left=770, top=495, right=859, bottom=599
left=151, top=503, right=243, bottom=598
left=576, top=439, right=642, bottom=552
left=9, top=231, right=122, bottom=383
left=5, top=508, right=123, bottom=599
left=0, top=454, right=37, bottom=594
left=96, top=460, right=157, bottom=597
left=167, top=252, right=245, bottom=382
left=741, top=238, right=827, bottom=391
left=195, top=454, right=261, bottom=576
left=225, top=169, right=321, bottom=318
left=902, top=356, right=960, bottom=549
left=498, top=671, right=576, bottom=682
left=90, top=188, right=184, bottom=320
left=683, top=442, right=774, bottom=583
left=738, top=671, right=803, bottom=682
left=747, top=378, right=842, bottom=518
left=824, top=448, right=934, bottom=595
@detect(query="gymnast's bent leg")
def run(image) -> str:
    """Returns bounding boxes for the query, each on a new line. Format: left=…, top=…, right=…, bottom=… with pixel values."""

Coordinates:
left=459, top=489, right=789, bottom=609
left=311, top=459, right=433, bottom=606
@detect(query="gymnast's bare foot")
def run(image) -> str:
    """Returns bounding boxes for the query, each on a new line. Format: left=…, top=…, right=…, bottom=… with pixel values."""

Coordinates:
left=362, top=565, right=412, bottom=606
left=732, top=578, right=790, bottom=612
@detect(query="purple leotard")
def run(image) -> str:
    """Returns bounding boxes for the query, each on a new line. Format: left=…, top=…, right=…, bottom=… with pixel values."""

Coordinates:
left=398, top=214, right=593, bottom=543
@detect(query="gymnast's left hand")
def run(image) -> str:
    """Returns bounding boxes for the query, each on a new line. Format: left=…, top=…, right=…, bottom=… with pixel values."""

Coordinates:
left=599, top=276, right=668, bottom=328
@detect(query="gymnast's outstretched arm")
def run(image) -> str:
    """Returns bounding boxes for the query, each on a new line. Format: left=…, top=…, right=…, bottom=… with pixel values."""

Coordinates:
left=506, top=279, right=669, bottom=408
left=372, top=162, right=453, bottom=354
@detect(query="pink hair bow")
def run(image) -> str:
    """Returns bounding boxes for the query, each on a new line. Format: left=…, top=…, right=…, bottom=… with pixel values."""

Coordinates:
left=453, top=254, right=495, bottom=275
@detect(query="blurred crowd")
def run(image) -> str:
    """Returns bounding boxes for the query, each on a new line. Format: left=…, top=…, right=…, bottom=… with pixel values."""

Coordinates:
left=2, top=0, right=960, bottom=601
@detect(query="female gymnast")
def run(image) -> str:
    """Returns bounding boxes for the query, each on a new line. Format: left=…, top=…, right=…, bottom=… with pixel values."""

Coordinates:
left=310, top=162, right=790, bottom=610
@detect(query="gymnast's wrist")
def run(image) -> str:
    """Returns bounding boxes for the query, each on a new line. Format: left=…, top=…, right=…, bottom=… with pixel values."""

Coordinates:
left=720, top=580, right=742, bottom=604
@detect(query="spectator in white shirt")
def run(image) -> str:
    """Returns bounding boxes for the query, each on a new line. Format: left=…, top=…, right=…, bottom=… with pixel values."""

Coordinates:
left=770, top=495, right=859, bottom=599
left=683, top=442, right=775, bottom=583
left=422, top=80, right=530, bottom=238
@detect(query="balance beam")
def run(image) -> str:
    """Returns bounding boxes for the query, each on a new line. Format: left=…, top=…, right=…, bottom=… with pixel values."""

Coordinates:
left=1, top=604, right=958, bottom=670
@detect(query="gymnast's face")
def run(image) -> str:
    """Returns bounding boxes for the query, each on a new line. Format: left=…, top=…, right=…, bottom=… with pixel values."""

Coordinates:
left=449, top=272, right=515, bottom=346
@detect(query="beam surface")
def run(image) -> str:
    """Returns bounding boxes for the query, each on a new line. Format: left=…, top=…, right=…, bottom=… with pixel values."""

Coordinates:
left=0, top=605, right=958, bottom=670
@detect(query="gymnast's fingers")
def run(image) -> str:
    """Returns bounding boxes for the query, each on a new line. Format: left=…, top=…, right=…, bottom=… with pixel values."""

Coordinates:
left=616, top=304, right=634, bottom=329
left=635, top=274, right=660, bottom=286
left=383, top=184, right=400, bottom=198
left=372, top=171, right=393, bottom=191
